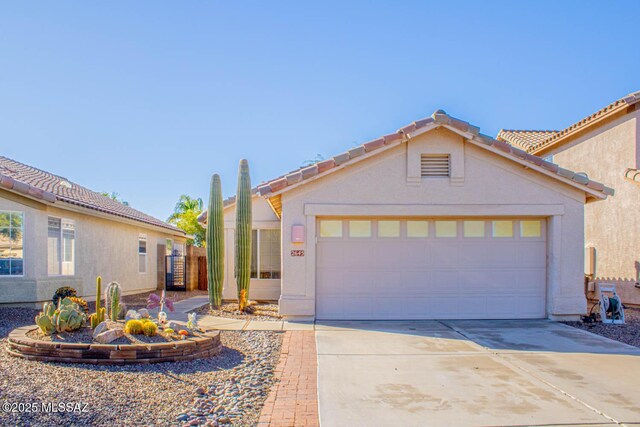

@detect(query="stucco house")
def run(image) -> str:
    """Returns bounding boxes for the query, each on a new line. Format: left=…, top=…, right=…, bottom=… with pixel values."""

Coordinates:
left=200, top=110, right=612, bottom=321
left=498, top=90, right=640, bottom=306
left=0, top=156, right=187, bottom=306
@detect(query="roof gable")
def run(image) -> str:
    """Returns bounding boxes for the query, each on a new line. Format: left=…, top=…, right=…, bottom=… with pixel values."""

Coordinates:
left=256, top=110, right=613, bottom=205
left=0, top=156, right=183, bottom=234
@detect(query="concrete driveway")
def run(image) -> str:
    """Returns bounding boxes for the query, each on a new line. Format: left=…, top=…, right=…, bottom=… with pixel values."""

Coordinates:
left=316, top=320, right=640, bottom=427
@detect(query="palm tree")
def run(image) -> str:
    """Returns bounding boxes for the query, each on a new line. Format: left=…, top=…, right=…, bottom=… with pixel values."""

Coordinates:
left=168, top=195, right=206, bottom=246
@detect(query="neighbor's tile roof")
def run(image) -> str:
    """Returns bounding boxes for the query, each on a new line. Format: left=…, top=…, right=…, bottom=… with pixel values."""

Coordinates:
left=496, top=130, right=559, bottom=152
left=255, top=110, right=613, bottom=200
left=499, top=91, right=640, bottom=154
left=0, top=156, right=183, bottom=233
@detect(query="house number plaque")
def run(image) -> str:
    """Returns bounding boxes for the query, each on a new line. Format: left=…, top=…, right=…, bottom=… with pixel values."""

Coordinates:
left=291, top=250, right=305, bottom=257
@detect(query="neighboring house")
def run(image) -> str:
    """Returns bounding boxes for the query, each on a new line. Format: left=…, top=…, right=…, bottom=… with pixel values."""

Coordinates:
left=0, top=156, right=187, bottom=306
left=498, top=91, right=640, bottom=306
left=200, top=110, right=611, bottom=321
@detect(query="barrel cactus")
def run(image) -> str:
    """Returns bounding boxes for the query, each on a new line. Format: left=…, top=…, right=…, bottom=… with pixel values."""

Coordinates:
left=206, top=173, right=224, bottom=308
left=105, top=281, right=122, bottom=321
left=89, top=276, right=106, bottom=329
left=235, top=159, right=252, bottom=311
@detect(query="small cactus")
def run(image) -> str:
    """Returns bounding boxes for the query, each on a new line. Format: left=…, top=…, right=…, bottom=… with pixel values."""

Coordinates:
left=51, top=297, right=85, bottom=332
left=105, top=281, right=122, bottom=321
left=35, top=302, right=56, bottom=335
left=124, top=319, right=144, bottom=334
left=90, top=276, right=106, bottom=329
left=142, top=322, right=158, bottom=337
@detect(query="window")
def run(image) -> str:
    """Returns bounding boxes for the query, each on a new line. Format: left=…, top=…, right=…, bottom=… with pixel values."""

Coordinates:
left=378, top=220, right=400, bottom=238
left=421, top=154, right=450, bottom=177
left=166, top=239, right=173, bottom=256
left=407, top=220, right=429, bottom=238
left=492, top=221, right=513, bottom=238
left=0, top=211, right=24, bottom=276
left=435, top=221, right=457, bottom=237
left=349, top=220, right=372, bottom=238
left=319, top=220, right=342, bottom=238
left=463, top=221, right=485, bottom=238
left=138, top=234, right=147, bottom=273
left=48, top=217, right=75, bottom=276
left=521, top=220, right=542, bottom=238
left=250, top=229, right=281, bottom=279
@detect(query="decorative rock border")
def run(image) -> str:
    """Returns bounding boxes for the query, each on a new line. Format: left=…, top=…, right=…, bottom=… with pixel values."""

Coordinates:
left=7, top=326, right=222, bottom=365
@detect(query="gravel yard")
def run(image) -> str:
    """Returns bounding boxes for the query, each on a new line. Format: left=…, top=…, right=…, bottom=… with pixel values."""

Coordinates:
left=564, top=306, right=640, bottom=348
left=0, top=307, right=283, bottom=427
left=195, top=303, right=281, bottom=322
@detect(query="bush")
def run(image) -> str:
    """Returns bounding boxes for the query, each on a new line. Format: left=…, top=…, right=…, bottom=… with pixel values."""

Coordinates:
left=52, top=287, right=77, bottom=307
left=68, top=296, right=89, bottom=314
left=124, top=319, right=143, bottom=335
left=142, top=322, right=158, bottom=337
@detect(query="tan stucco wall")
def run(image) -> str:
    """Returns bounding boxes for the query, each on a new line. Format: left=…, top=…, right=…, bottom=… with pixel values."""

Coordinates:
left=221, top=196, right=281, bottom=301
left=548, top=110, right=640, bottom=305
left=0, top=189, right=186, bottom=305
left=277, top=128, right=590, bottom=320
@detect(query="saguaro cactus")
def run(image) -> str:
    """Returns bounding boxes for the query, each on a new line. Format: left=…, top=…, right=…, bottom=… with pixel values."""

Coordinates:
left=235, top=159, right=252, bottom=311
left=206, top=174, right=224, bottom=308
left=105, top=281, right=122, bottom=321
left=89, top=276, right=106, bottom=328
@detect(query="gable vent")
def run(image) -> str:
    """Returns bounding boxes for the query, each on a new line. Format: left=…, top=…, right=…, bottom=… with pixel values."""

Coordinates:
left=421, top=154, right=450, bottom=177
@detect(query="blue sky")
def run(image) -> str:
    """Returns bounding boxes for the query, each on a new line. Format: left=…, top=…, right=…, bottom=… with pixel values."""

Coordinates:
left=1, top=1, right=638, bottom=220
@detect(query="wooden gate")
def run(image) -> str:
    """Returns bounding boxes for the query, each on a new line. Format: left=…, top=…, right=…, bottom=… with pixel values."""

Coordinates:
left=197, top=256, right=208, bottom=291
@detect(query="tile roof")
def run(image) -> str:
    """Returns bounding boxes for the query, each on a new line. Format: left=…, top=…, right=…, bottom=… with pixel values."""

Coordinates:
left=498, top=90, right=640, bottom=154
left=255, top=110, right=613, bottom=201
left=496, top=130, right=559, bottom=152
left=0, top=156, right=183, bottom=234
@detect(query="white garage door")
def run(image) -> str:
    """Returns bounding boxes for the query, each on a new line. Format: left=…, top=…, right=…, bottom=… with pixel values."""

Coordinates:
left=316, top=218, right=546, bottom=320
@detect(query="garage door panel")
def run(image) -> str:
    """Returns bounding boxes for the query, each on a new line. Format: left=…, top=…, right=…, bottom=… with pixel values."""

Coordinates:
left=402, top=243, right=430, bottom=267
left=316, top=218, right=546, bottom=320
left=485, top=244, right=519, bottom=267
left=517, top=269, right=546, bottom=295
left=517, top=243, right=546, bottom=268
left=430, top=270, right=460, bottom=293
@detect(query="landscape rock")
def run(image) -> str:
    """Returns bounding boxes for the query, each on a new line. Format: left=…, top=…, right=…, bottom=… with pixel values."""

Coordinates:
left=92, top=321, right=108, bottom=338
left=94, top=328, right=124, bottom=344
left=125, top=310, right=141, bottom=321
left=137, top=308, right=150, bottom=318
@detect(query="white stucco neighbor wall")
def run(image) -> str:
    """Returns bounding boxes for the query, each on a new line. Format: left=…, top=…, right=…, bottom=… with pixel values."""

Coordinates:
left=0, top=189, right=186, bottom=306
left=545, top=110, right=640, bottom=305
left=276, top=128, right=590, bottom=320
left=221, top=196, right=281, bottom=301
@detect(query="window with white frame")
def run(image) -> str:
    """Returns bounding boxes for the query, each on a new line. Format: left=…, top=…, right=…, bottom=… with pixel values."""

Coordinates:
left=138, top=234, right=147, bottom=273
left=0, top=211, right=24, bottom=276
left=48, top=217, right=75, bottom=276
left=250, top=229, right=281, bottom=279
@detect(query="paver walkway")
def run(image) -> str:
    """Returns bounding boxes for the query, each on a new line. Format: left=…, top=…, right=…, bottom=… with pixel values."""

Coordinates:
left=258, top=331, right=319, bottom=427
left=155, top=295, right=313, bottom=330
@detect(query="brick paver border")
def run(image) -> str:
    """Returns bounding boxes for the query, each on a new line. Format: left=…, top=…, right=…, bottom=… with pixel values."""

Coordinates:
left=258, top=331, right=319, bottom=427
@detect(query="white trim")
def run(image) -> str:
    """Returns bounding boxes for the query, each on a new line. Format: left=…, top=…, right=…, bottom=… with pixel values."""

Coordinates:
left=138, top=233, right=147, bottom=274
left=304, top=203, right=566, bottom=217
left=47, top=215, right=75, bottom=277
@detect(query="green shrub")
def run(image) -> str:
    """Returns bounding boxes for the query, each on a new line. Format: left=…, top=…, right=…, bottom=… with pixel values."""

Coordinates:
left=124, top=319, right=143, bottom=335
left=52, top=287, right=77, bottom=306
left=142, top=322, right=158, bottom=337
